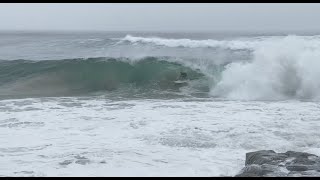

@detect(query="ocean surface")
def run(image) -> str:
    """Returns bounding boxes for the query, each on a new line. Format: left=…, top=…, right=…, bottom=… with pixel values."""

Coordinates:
left=1, top=31, right=320, bottom=176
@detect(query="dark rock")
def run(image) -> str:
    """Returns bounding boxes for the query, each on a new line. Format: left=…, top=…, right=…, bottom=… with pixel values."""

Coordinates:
left=286, top=165, right=308, bottom=171
left=75, top=159, right=90, bottom=165
left=293, top=158, right=316, bottom=166
left=235, top=164, right=263, bottom=177
left=285, top=151, right=315, bottom=159
left=236, top=150, right=320, bottom=177
left=245, top=150, right=288, bottom=166
left=235, top=172, right=260, bottom=177
left=59, top=160, right=73, bottom=166
left=260, top=164, right=284, bottom=175
left=74, top=155, right=90, bottom=165
left=286, top=165, right=309, bottom=171
left=288, top=170, right=320, bottom=177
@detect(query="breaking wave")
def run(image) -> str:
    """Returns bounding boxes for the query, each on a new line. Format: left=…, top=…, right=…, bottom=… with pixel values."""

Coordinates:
left=1, top=34, right=320, bottom=100
left=121, top=35, right=320, bottom=100
left=210, top=35, right=320, bottom=100
left=0, top=57, right=207, bottom=99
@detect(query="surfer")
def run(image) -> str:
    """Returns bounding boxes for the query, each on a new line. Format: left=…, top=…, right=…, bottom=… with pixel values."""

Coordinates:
left=174, top=71, right=188, bottom=85
left=178, top=72, right=188, bottom=80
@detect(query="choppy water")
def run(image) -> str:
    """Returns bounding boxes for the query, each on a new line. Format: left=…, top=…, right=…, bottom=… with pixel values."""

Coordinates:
left=1, top=31, right=320, bottom=176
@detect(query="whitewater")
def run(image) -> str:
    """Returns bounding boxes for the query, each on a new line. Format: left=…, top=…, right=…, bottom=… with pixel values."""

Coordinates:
left=1, top=31, right=320, bottom=176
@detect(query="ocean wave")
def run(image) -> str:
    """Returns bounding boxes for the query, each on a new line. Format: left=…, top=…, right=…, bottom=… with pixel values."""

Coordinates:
left=0, top=57, right=207, bottom=99
left=1, top=34, right=320, bottom=100
left=121, top=35, right=261, bottom=50
left=210, top=35, right=320, bottom=100
left=121, top=34, right=320, bottom=100
left=121, top=34, right=320, bottom=51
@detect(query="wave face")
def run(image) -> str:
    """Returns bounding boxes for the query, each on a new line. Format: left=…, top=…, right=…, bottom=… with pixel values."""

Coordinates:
left=0, top=57, right=207, bottom=99
left=1, top=32, right=320, bottom=100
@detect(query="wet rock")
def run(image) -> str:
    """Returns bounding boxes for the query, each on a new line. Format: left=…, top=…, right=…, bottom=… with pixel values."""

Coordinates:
left=236, top=150, right=320, bottom=177
left=75, top=159, right=90, bottom=165
left=235, top=172, right=260, bottom=177
left=245, top=150, right=287, bottom=166
left=100, top=160, right=107, bottom=164
left=59, top=160, right=73, bottom=166
left=74, top=155, right=90, bottom=165
left=235, top=164, right=263, bottom=177
left=286, top=165, right=309, bottom=171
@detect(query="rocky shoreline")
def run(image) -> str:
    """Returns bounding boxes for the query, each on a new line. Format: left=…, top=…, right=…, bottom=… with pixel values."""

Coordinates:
left=235, top=150, right=320, bottom=177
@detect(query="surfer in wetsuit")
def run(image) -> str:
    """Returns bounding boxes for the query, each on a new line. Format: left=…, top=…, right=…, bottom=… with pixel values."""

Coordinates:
left=178, top=72, right=187, bottom=80
left=174, top=71, right=188, bottom=86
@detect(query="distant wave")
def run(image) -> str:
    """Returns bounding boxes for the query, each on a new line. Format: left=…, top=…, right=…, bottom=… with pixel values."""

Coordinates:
left=121, top=35, right=262, bottom=50
left=121, top=34, right=320, bottom=51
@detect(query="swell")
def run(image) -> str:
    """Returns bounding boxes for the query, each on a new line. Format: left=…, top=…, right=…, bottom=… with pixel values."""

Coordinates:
left=0, top=57, right=207, bottom=99
left=1, top=34, right=320, bottom=101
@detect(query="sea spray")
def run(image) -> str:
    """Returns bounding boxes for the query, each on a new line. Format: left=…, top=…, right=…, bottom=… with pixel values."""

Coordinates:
left=210, top=35, right=320, bottom=100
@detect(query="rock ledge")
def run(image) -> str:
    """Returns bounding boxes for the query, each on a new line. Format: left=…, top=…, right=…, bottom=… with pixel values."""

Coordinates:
left=235, top=150, right=320, bottom=177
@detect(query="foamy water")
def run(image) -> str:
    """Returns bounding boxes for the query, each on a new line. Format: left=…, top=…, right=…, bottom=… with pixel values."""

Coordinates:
left=1, top=97, right=320, bottom=176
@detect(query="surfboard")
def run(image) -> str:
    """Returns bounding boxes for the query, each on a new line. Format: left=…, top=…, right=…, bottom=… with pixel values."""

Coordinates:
left=174, top=80, right=188, bottom=84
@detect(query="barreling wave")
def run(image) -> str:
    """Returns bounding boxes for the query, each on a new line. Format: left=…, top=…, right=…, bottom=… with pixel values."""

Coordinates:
left=0, top=57, right=207, bottom=99
left=120, top=35, right=320, bottom=101
left=1, top=34, right=320, bottom=100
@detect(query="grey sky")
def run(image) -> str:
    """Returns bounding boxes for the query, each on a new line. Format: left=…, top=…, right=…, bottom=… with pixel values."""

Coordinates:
left=1, top=3, right=320, bottom=32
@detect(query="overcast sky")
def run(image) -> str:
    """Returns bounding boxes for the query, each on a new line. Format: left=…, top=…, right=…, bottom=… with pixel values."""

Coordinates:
left=1, top=3, right=320, bottom=32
